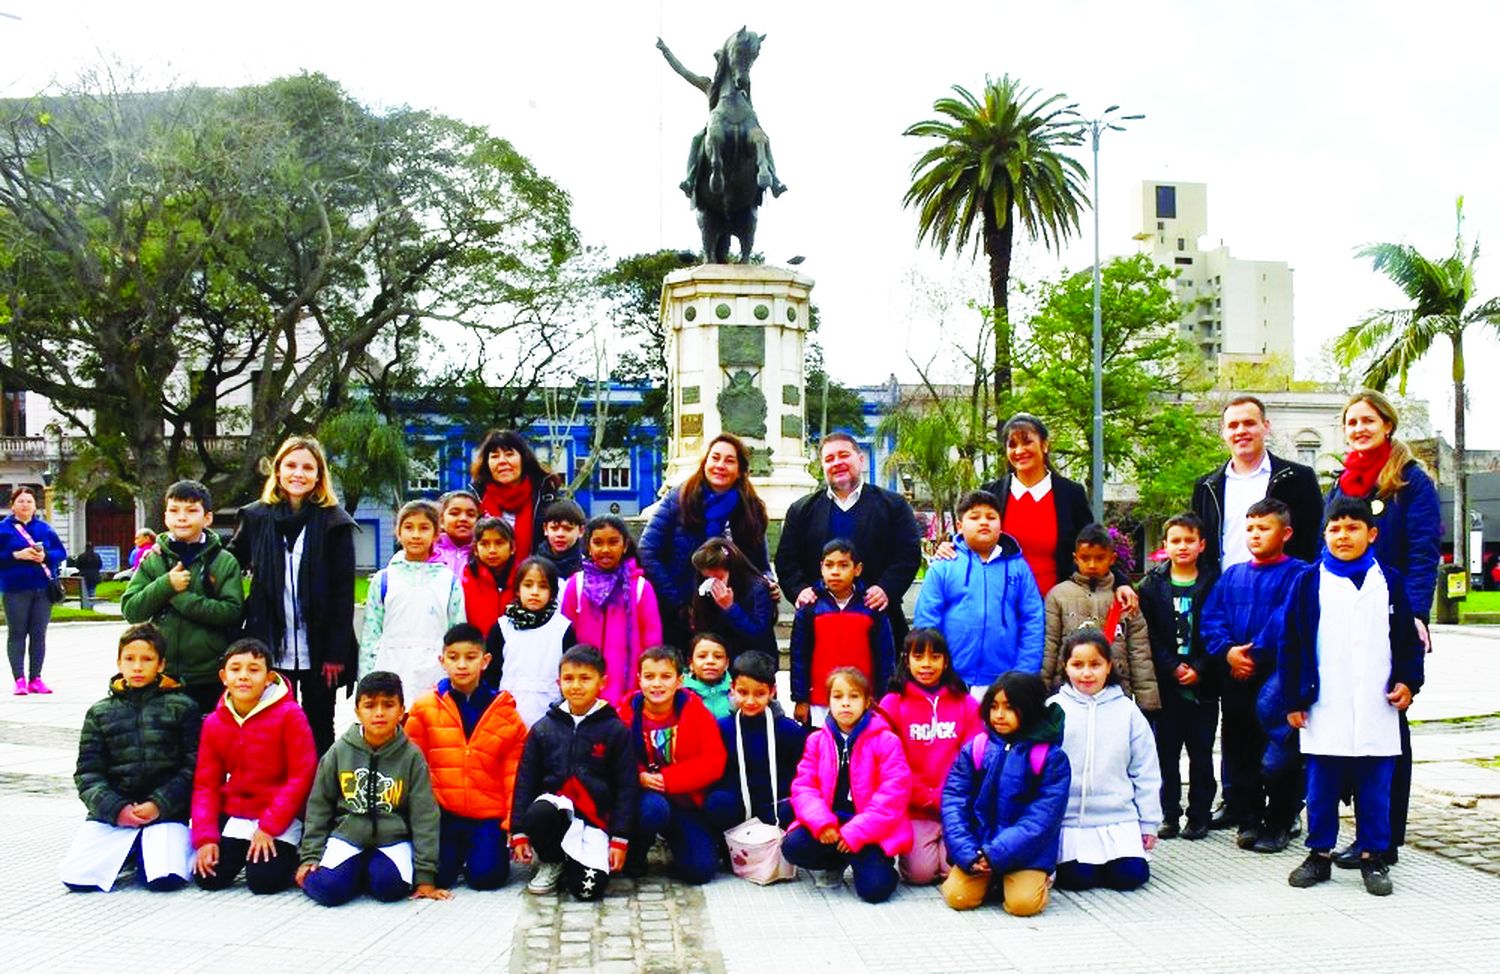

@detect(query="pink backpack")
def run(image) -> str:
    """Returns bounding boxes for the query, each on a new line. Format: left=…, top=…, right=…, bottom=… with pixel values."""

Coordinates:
left=969, top=734, right=1050, bottom=777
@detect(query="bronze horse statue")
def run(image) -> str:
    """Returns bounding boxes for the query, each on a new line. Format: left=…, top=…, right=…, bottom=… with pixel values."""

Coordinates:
left=658, top=28, right=786, bottom=264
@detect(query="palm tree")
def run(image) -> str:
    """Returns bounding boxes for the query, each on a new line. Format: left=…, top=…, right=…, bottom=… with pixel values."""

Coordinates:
left=1335, top=197, right=1500, bottom=573
left=903, top=76, right=1088, bottom=422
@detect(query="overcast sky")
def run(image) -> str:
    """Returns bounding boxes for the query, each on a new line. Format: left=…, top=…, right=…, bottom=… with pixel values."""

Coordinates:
left=6, top=0, right=1500, bottom=445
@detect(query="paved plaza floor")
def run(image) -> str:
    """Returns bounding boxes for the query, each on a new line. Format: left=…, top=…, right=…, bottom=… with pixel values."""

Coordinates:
left=3, top=621, right=1500, bottom=973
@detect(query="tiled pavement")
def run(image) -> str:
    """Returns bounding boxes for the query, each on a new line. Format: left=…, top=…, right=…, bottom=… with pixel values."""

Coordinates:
left=5, top=620, right=1500, bottom=973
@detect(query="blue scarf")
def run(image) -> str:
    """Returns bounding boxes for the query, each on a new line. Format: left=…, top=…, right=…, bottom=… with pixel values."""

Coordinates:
left=702, top=488, right=739, bottom=541
left=1322, top=547, right=1377, bottom=589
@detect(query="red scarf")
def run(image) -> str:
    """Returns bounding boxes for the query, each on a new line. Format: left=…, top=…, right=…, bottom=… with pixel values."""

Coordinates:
left=482, top=479, right=535, bottom=582
left=1339, top=441, right=1391, bottom=498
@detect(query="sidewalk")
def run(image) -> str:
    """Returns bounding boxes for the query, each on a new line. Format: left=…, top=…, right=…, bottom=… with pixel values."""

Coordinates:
left=3, top=620, right=1500, bottom=973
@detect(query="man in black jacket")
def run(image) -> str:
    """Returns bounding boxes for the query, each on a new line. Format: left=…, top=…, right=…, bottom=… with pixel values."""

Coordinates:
left=775, top=433, right=922, bottom=643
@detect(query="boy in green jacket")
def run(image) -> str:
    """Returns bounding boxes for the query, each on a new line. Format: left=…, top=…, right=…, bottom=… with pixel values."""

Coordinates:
left=122, top=480, right=244, bottom=717
left=296, top=671, right=450, bottom=905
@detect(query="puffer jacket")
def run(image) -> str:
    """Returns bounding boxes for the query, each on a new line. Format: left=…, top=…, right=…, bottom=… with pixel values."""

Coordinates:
left=789, top=710, right=914, bottom=856
left=405, top=681, right=528, bottom=828
left=1042, top=573, right=1159, bottom=711
left=1050, top=684, right=1162, bottom=832
left=191, top=673, right=318, bottom=847
left=75, top=674, right=201, bottom=825
left=878, top=682, right=983, bottom=818
left=638, top=485, right=771, bottom=618
left=941, top=702, right=1070, bottom=873
left=121, top=530, right=245, bottom=688
left=912, top=534, right=1045, bottom=688
left=299, top=723, right=441, bottom=886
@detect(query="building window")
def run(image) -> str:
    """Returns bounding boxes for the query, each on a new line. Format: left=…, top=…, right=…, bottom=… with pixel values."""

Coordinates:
left=1177, top=238, right=1186, bottom=251
left=1174, top=257, right=1193, bottom=265
left=595, top=449, right=631, bottom=491
left=1296, top=432, right=1321, bottom=467
left=407, top=452, right=440, bottom=494
left=0, top=388, right=24, bottom=437
left=1156, top=221, right=1164, bottom=231
left=1155, top=185, right=1177, bottom=219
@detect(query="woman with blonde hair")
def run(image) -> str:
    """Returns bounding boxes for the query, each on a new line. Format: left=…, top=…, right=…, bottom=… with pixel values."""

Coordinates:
left=1322, top=389, right=1439, bottom=870
left=230, top=436, right=357, bottom=754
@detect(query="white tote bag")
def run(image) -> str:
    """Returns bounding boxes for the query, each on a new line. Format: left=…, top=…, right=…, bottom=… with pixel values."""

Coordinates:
left=722, top=709, right=797, bottom=885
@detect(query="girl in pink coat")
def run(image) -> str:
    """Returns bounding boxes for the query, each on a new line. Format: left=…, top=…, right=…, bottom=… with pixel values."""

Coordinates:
left=559, top=515, right=663, bottom=707
left=784, top=667, right=913, bottom=902
left=878, top=629, right=983, bottom=884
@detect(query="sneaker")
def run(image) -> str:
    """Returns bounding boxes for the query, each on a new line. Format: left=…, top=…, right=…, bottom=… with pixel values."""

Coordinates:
left=1360, top=857, right=1393, bottom=896
left=1181, top=821, right=1210, bottom=841
left=527, top=860, right=563, bottom=895
left=1288, top=852, right=1332, bottom=888
left=1235, top=826, right=1260, bottom=850
left=13, top=679, right=26, bottom=696
left=814, top=868, right=843, bottom=889
left=1157, top=821, right=1181, bottom=840
left=26, top=677, right=51, bottom=694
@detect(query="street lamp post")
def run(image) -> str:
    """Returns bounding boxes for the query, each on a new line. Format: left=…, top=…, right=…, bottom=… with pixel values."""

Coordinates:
left=1085, top=106, right=1144, bottom=522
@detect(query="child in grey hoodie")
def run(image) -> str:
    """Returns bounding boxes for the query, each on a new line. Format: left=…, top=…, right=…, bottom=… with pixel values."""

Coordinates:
left=1049, top=629, right=1162, bottom=892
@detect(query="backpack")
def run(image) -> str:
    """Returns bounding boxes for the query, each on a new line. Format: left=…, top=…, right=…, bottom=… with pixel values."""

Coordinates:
left=969, top=734, right=1050, bottom=777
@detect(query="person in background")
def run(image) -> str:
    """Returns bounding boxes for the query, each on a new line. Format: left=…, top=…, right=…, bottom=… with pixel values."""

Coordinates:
left=2, top=485, right=68, bottom=695
left=74, top=544, right=103, bottom=611
left=130, top=529, right=156, bottom=571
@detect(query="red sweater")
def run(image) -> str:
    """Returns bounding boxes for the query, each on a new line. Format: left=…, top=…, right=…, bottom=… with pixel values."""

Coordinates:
left=620, top=690, right=727, bottom=807
left=190, top=675, right=318, bottom=847
left=1004, top=489, right=1059, bottom=596
left=462, top=561, right=512, bottom=636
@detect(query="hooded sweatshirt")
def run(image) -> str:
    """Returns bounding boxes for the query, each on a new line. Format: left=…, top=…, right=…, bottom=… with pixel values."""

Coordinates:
left=1050, top=684, right=1162, bottom=832
left=913, top=534, right=1045, bottom=688
left=940, top=702, right=1071, bottom=874
left=298, top=723, right=441, bottom=886
left=191, top=673, right=318, bottom=847
left=878, top=682, right=983, bottom=818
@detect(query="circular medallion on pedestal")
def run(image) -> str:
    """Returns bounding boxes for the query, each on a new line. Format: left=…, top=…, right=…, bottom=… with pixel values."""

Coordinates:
left=715, top=303, right=732, bottom=320
left=684, top=305, right=697, bottom=322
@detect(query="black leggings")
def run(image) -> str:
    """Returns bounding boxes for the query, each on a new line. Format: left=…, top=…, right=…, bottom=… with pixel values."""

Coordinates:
left=193, top=836, right=300, bottom=894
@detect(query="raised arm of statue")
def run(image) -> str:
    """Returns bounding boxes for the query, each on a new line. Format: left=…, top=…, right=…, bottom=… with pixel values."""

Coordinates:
left=656, top=37, right=711, bottom=95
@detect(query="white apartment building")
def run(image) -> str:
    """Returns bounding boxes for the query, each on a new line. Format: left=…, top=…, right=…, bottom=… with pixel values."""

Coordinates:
left=1138, top=181, right=1295, bottom=368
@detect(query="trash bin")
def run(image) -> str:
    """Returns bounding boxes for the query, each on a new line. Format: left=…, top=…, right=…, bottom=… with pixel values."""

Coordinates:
left=1434, top=563, right=1468, bottom=624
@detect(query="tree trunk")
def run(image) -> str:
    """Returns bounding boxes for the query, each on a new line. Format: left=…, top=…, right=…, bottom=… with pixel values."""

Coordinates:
left=983, top=202, right=1015, bottom=437
left=1452, top=331, right=1468, bottom=577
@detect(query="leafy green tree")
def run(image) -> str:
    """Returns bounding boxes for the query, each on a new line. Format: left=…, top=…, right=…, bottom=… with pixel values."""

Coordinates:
left=0, top=70, right=579, bottom=517
left=876, top=404, right=973, bottom=525
left=601, top=249, right=698, bottom=452
left=1010, top=253, right=1217, bottom=520
left=903, top=76, right=1088, bottom=422
left=1335, top=197, right=1500, bottom=571
left=317, top=404, right=410, bottom=514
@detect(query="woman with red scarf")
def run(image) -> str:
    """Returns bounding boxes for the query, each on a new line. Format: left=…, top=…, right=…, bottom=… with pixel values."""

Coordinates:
left=1322, top=389, right=1439, bottom=871
left=467, top=429, right=566, bottom=586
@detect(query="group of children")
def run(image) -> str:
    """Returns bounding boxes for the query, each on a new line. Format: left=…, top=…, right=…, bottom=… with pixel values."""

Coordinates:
left=61, top=478, right=1423, bottom=909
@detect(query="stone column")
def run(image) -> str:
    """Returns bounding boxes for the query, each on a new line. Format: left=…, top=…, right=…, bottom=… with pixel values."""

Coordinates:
left=660, top=264, right=816, bottom=519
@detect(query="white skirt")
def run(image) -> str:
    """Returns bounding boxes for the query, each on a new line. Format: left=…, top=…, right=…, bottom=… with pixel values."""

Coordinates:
left=1059, top=822, right=1148, bottom=865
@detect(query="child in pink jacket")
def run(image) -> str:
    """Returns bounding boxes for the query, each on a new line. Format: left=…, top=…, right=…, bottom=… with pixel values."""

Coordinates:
left=559, top=515, right=663, bottom=708
left=784, top=667, right=913, bottom=902
left=878, top=629, right=982, bottom=884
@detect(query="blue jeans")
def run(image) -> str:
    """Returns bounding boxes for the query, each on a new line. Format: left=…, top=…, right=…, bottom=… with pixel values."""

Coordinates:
left=436, top=812, right=510, bottom=890
left=302, top=848, right=411, bottom=906
left=4, top=587, right=50, bottom=681
left=781, top=826, right=899, bottom=903
left=631, top=792, right=718, bottom=885
left=1306, top=754, right=1394, bottom=854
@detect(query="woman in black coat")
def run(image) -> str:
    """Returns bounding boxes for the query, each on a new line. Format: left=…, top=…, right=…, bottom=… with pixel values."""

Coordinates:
left=230, top=436, right=357, bottom=755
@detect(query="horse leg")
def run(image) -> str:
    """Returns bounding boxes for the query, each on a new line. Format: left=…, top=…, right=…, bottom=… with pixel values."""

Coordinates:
left=737, top=209, right=757, bottom=263
left=706, top=125, right=726, bottom=197
left=749, top=126, right=773, bottom=192
left=683, top=129, right=705, bottom=198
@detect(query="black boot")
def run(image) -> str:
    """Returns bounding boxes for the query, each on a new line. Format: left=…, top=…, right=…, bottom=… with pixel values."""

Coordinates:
left=1251, top=825, right=1291, bottom=854
left=1208, top=804, right=1238, bottom=830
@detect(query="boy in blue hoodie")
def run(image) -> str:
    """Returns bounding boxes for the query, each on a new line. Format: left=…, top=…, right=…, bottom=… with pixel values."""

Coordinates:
left=1201, top=497, right=1308, bottom=854
left=914, top=491, right=1044, bottom=695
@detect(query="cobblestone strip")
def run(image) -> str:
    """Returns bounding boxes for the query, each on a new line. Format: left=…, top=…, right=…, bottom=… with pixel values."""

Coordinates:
left=511, top=873, right=725, bottom=974
left=1404, top=788, right=1500, bottom=878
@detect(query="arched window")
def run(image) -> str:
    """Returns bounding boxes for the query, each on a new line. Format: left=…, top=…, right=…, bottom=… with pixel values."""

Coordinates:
left=1295, top=430, right=1321, bottom=468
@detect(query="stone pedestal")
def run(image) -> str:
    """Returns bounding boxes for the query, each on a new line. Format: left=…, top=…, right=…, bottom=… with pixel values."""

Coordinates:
left=660, top=264, right=816, bottom=519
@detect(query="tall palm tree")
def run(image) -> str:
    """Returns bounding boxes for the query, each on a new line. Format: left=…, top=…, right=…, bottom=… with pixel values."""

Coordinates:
left=903, top=76, right=1088, bottom=421
left=1335, top=197, right=1500, bottom=573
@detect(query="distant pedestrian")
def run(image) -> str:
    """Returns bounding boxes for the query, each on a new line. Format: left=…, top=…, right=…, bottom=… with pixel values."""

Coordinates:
left=2, top=485, right=68, bottom=695
left=73, top=544, right=102, bottom=610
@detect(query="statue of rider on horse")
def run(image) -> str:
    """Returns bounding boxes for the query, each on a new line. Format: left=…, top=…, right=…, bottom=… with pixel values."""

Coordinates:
left=657, top=28, right=787, bottom=264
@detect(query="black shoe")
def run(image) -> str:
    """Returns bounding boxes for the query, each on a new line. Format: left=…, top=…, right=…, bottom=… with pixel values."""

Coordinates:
left=1158, top=821, right=1181, bottom=840
left=1288, top=818, right=1303, bottom=839
left=1332, top=841, right=1361, bottom=869
left=1251, top=828, right=1291, bottom=854
left=1236, top=826, right=1260, bottom=850
left=1386, top=848, right=1399, bottom=866
left=1181, top=821, right=1209, bottom=841
left=1360, top=857, right=1393, bottom=896
left=1209, top=805, right=1238, bottom=830
left=1288, top=852, right=1332, bottom=887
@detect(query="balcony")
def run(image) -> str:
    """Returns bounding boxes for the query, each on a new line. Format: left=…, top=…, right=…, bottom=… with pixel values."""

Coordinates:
left=0, top=437, right=47, bottom=462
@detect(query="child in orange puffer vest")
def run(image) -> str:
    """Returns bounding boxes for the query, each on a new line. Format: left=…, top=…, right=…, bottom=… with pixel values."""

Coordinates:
left=405, top=622, right=528, bottom=890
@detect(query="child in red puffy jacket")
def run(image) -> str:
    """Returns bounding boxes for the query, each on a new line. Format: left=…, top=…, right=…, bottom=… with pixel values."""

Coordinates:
left=191, top=639, right=318, bottom=894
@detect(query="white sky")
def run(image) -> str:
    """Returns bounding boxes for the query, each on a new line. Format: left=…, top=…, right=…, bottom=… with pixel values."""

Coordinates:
left=5, top=0, right=1500, bottom=445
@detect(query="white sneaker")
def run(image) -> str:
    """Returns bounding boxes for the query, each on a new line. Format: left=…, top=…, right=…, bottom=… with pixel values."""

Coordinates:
left=815, top=868, right=844, bottom=889
left=527, top=860, right=564, bottom=895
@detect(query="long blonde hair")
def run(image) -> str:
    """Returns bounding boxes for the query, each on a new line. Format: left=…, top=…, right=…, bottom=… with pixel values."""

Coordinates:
left=1342, top=390, right=1417, bottom=498
left=259, top=436, right=340, bottom=508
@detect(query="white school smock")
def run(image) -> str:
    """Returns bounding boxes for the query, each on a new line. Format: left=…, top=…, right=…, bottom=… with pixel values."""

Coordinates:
left=498, top=610, right=572, bottom=727
left=1301, top=563, right=1401, bottom=757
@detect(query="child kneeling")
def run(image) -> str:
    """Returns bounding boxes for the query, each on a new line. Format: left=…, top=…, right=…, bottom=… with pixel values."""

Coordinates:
left=60, top=624, right=200, bottom=892
left=940, top=672, right=1069, bottom=915
left=296, top=672, right=449, bottom=905
left=783, top=667, right=913, bottom=903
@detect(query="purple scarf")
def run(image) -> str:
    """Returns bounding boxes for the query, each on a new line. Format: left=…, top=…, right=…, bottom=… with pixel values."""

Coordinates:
left=581, top=556, right=641, bottom=657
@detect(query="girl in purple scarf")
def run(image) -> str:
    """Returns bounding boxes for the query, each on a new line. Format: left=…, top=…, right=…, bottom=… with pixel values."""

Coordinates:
left=560, top=515, right=664, bottom=706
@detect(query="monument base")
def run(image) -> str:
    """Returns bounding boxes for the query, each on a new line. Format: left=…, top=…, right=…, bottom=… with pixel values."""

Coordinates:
left=661, top=264, right=817, bottom=521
